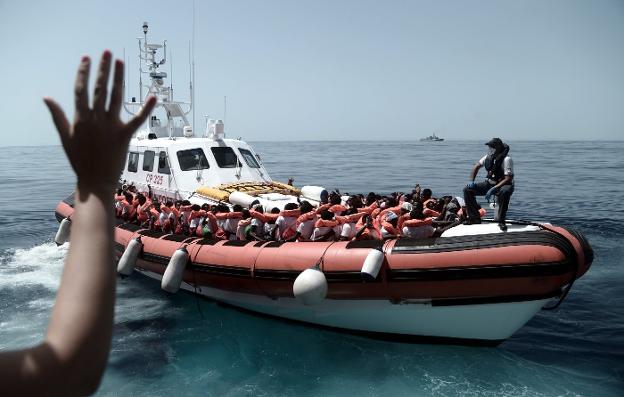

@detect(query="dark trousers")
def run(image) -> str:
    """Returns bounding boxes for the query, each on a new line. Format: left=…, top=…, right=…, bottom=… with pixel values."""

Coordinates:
left=463, top=181, right=514, bottom=222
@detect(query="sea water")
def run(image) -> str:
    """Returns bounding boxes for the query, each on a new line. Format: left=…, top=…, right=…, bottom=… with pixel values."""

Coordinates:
left=0, top=141, right=622, bottom=396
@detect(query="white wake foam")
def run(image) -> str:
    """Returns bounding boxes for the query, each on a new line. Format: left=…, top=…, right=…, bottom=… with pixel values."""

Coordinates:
left=0, top=242, right=67, bottom=290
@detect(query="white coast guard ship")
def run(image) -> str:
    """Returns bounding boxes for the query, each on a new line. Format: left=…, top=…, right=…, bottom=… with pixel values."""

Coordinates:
left=120, top=22, right=314, bottom=210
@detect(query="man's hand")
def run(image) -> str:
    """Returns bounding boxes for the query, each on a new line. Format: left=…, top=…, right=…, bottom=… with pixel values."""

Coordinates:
left=485, top=186, right=498, bottom=202
left=44, top=51, right=157, bottom=195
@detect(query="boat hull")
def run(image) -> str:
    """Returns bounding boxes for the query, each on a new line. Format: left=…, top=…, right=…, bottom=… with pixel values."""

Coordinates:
left=138, top=267, right=547, bottom=344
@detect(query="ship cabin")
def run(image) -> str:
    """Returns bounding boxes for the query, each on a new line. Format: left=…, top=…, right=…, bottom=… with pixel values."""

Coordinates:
left=120, top=124, right=272, bottom=204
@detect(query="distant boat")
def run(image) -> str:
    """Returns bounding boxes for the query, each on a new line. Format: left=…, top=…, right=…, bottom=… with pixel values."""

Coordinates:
left=420, top=133, right=444, bottom=142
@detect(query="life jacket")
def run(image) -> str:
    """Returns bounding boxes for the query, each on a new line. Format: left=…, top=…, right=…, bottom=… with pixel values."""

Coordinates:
left=484, top=144, right=511, bottom=183
left=357, top=201, right=378, bottom=215
left=402, top=217, right=433, bottom=228
left=277, top=214, right=298, bottom=240
left=401, top=221, right=435, bottom=238
left=315, top=219, right=340, bottom=228
left=315, top=203, right=332, bottom=215
left=296, top=211, right=316, bottom=225
left=279, top=209, right=301, bottom=218
left=328, top=204, right=347, bottom=215
left=250, top=210, right=279, bottom=224
left=335, top=212, right=364, bottom=225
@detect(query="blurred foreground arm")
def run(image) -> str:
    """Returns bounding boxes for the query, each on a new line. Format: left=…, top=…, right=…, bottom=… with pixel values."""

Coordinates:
left=0, top=51, right=155, bottom=395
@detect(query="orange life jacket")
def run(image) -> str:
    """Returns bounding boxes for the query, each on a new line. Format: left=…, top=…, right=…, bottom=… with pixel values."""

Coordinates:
left=357, top=201, right=378, bottom=215
left=328, top=204, right=347, bottom=214
left=315, top=219, right=340, bottom=228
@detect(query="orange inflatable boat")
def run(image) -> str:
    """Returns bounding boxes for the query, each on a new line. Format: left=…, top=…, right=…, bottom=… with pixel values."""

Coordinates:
left=54, top=195, right=593, bottom=345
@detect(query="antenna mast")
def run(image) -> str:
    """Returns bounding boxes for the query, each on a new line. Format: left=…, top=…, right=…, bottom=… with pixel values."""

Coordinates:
left=192, top=0, right=196, bottom=131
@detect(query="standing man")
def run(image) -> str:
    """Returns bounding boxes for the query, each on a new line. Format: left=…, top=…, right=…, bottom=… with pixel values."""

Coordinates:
left=463, top=138, right=514, bottom=231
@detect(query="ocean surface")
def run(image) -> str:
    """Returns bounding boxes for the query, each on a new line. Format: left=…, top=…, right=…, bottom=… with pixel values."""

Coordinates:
left=0, top=141, right=622, bottom=396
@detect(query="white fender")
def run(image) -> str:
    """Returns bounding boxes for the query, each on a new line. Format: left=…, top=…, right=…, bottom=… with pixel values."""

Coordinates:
left=293, top=267, right=328, bottom=305
left=161, top=246, right=189, bottom=293
left=229, top=191, right=257, bottom=208
left=54, top=218, right=71, bottom=246
left=361, top=248, right=384, bottom=282
left=117, top=236, right=142, bottom=276
left=300, top=186, right=327, bottom=203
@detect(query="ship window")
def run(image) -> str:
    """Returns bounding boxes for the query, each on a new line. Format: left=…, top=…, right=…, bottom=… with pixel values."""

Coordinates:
left=238, top=148, right=260, bottom=168
left=177, top=148, right=210, bottom=171
left=211, top=147, right=240, bottom=168
left=158, top=151, right=171, bottom=174
left=127, top=152, right=139, bottom=173
left=143, top=150, right=155, bottom=171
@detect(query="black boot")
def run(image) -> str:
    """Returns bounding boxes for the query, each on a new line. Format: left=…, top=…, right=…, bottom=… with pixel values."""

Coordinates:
left=498, top=221, right=507, bottom=231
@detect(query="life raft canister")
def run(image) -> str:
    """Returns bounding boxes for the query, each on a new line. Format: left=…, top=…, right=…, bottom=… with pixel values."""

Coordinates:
left=117, top=236, right=143, bottom=276
left=161, top=245, right=190, bottom=293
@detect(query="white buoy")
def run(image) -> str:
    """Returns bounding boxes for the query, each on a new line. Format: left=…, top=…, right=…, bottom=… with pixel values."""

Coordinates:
left=161, top=246, right=189, bottom=293
left=54, top=217, right=71, bottom=246
left=361, top=248, right=384, bottom=282
left=117, top=236, right=143, bottom=276
left=293, top=267, right=328, bottom=305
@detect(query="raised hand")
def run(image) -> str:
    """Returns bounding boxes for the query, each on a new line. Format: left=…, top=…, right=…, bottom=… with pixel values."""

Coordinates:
left=44, top=50, right=156, bottom=193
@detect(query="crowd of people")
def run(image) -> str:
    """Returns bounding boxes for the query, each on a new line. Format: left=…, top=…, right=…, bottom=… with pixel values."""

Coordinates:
left=114, top=184, right=487, bottom=242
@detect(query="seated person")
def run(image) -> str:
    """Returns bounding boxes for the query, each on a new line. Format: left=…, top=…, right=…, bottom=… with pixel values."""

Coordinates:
left=400, top=202, right=435, bottom=239
left=354, top=214, right=381, bottom=240
left=287, top=201, right=315, bottom=242
left=311, top=210, right=340, bottom=241
left=263, top=208, right=281, bottom=240
left=380, top=211, right=400, bottom=239
left=276, top=202, right=300, bottom=241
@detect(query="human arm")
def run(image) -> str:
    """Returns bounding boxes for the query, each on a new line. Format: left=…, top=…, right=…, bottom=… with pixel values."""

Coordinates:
left=493, top=175, right=513, bottom=190
left=469, top=162, right=482, bottom=182
left=0, top=52, right=155, bottom=395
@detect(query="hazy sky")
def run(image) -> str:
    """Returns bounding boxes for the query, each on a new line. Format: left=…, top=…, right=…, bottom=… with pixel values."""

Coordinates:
left=1, top=0, right=623, bottom=146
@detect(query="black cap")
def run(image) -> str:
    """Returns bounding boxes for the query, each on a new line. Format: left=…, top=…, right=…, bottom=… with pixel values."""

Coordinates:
left=485, top=137, right=503, bottom=148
